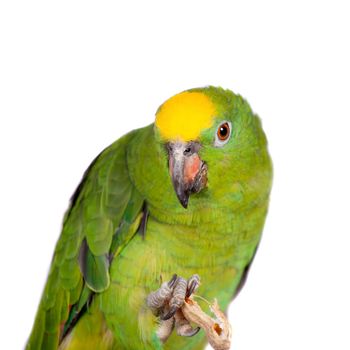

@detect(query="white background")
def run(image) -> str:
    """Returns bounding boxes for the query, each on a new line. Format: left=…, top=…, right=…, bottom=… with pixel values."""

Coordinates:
left=1, top=1, right=349, bottom=349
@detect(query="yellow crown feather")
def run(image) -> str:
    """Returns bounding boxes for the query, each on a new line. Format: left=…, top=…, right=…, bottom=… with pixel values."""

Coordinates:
left=155, top=91, right=216, bottom=141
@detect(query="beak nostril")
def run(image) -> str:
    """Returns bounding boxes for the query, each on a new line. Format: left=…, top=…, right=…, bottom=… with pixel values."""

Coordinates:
left=183, top=147, right=191, bottom=155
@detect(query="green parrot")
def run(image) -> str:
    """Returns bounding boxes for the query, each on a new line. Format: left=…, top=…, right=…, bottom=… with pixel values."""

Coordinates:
left=27, top=86, right=272, bottom=350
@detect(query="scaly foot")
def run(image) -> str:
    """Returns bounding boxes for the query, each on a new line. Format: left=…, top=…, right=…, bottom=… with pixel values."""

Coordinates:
left=147, top=274, right=201, bottom=342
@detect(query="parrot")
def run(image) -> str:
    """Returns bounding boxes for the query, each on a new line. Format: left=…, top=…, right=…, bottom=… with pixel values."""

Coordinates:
left=27, top=86, right=273, bottom=350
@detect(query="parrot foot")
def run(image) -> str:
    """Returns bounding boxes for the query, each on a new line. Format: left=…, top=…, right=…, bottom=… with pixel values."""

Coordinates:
left=147, top=274, right=201, bottom=343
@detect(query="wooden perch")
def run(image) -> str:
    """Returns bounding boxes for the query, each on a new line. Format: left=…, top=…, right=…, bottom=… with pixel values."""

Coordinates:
left=181, top=297, right=232, bottom=350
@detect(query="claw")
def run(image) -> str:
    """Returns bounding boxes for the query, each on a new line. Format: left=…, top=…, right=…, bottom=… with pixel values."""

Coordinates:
left=168, top=274, right=178, bottom=288
left=181, top=326, right=201, bottom=337
left=175, top=309, right=201, bottom=338
left=186, top=281, right=197, bottom=298
left=161, top=305, right=178, bottom=321
left=186, top=274, right=200, bottom=297
left=147, top=273, right=201, bottom=343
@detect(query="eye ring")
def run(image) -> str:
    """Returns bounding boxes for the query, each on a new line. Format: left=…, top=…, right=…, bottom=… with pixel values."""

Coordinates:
left=214, top=121, right=232, bottom=147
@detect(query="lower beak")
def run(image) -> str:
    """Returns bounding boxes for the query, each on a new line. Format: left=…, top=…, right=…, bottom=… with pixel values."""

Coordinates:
left=167, top=141, right=207, bottom=208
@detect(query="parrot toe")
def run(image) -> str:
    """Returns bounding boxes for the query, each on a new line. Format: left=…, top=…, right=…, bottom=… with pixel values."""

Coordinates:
left=161, top=305, right=178, bottom=321
left=177, top=325, right=201, bottom=337
left=168, top=273, right=178, bottom=288
left=147, top=274, right=201, bottom=343
left=163, top=274, right=200, bottom=319
left=174, top=308, right=201, bottom=337
left=186, top=274, right=200, bottom=297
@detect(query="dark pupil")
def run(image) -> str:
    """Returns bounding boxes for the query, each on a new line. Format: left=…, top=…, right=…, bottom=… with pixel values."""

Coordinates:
left=219, top=125, right=228, bottom=137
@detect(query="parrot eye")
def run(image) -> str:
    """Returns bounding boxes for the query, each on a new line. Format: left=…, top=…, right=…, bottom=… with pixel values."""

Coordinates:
left=214, top=121, right=232, bottom=147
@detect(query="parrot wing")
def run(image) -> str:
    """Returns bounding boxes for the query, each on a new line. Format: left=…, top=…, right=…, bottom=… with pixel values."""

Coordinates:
left=233, top=245, right=259, bottom=298
left=27, top=131, right=146, bottom=349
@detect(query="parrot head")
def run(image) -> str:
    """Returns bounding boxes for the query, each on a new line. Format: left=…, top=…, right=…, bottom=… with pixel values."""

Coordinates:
left=154, top=86, right=272, bottom=210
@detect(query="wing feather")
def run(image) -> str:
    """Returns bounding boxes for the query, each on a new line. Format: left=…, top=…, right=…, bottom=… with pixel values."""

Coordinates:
left=26, top=130, right=145, bottom=349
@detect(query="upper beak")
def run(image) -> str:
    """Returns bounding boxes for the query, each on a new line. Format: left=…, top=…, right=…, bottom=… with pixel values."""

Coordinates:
left=167, top=141, right=207, bottom=208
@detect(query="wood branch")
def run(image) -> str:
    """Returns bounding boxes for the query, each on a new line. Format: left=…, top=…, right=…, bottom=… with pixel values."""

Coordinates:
left=181, top=297, right=232, bottom=350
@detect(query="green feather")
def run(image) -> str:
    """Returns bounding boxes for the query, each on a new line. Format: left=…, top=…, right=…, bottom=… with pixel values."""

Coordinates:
left=79, top=239, right=110, bottom=293
left=45, top=289, right=63, bottom=332
left=27, top=87, right=272, bottom=350
left=41, top=330, right=59, bottom=350
left=27, top=131, right=143, bottom=349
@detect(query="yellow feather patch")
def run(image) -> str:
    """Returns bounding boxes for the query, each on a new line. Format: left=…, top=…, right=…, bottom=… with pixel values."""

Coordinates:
left=155, top=91, right=216, bottom=141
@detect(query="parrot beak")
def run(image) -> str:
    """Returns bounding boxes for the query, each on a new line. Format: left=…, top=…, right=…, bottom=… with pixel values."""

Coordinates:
left=167, top=141, right=208, bottom=208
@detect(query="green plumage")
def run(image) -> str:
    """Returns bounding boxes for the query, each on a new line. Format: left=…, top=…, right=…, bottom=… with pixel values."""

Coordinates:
left=27, top=87, right=272, bottom=350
